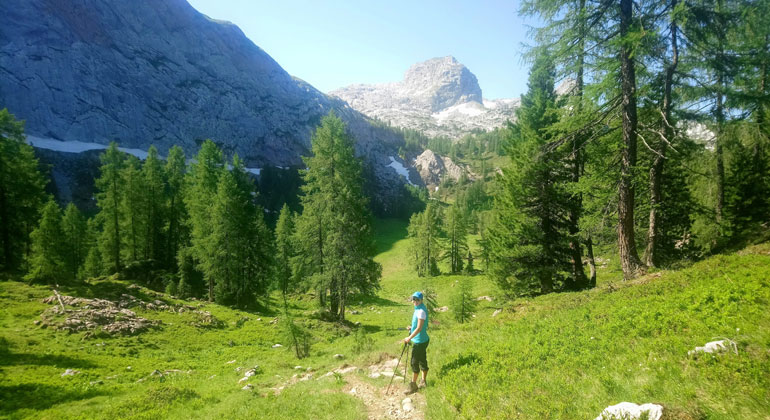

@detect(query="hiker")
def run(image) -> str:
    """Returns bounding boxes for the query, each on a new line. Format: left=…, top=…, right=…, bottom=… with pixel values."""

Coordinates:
left=403, top=291, right=429, bottom=394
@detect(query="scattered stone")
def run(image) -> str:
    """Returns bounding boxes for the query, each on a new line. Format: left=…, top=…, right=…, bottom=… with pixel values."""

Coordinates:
left=402, top=397, right=414, bottom=412
left=354, top=321, right=361, bottom=327
left=476, top=295, right=493, bottom=302
left=369, top=372, right=381, bottom=379
left=33, top=320, right=40, bottom=325
left=90, top=380, right=103, bottom=385
left=269, top=318, right=278, bottom=325
left=41, top=294, right=162, bottom=336
left=235, top=367, right=243, bottom=373
left=61, top=369, right=79, bottom=377
left=242, top=384, right=253, bottom=391
left=226, top=359, right=236, bottom=364
left=208, top=375, right=216, bottom=379
left=333, top=354, right=345, bottom=360
left=436, top=306, right=449, bottom=312
left=294, top=366, right=303, bottom=370
left=349, top=387, right=357, bottom=395
left=492, top=309, right=502, bottom=317
left=256, top=318, right=262, bottom=321
left=350, top=310, right=361, bottom=315
left=126, top=366, right=132, bottom=371
left=594, top=402, right=663, bottom=420
left=227, top=340, right=235, bottom=347
left=688, top=339, right=737, bottom=356
left=272, top=344, right=283, bottom=348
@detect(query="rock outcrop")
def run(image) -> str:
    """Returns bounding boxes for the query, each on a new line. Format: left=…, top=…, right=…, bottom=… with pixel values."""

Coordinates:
left=413, top=149, right=468, bottom=188
left=0, top=0, right=419, bottom=209
left=331, top=56, right=519, bottom=139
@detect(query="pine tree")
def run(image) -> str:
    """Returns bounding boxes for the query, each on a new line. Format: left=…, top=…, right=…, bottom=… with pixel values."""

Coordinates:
left=61, top=203, right=87, bottom=281
left=95, top=143, right=125, bottom=274
left=295, top=112, right=381, bottom=320
left=274, top=204, right=295, bottom=303
left=81, top=218, right=102, bottom=279
left=25, top=199, right=65, bottom=284
left=185, top=140, right=224, bottom=301
left=0, top=109, right=47, bottom=271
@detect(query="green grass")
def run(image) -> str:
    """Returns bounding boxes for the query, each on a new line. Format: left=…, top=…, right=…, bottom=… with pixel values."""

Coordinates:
left=1, top=221, right=769, bottom=419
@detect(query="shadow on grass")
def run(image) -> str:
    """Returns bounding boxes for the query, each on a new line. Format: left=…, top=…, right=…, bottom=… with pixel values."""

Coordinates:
left=349, top=294, right=402, bottom=307
left=438, top=353, right=483, bottom=377
left=0, top=383, right=106, bottom=414
left=0, top=351, right=97, bottom=369
left=372, top=218, right=408, bottom=254
left=59, top=279, right=157, bottom=302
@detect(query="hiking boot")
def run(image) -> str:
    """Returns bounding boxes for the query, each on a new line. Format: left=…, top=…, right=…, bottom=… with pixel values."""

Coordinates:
left=418, top=379, right=427, bottom=389
left=403, top=381, right=418, bottom=395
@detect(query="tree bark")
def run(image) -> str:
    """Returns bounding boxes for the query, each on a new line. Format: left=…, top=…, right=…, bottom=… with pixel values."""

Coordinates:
left=646, top=0, right=679, bottom=267
left=586, top=234, right=597, bottom=287
left=618, top=0, right=645, bottom=279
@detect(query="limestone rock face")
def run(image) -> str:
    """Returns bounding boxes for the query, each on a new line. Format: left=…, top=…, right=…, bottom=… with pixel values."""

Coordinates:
left=331, top=56, right=519, bottom=138
left=0, top=0, right=417, bottom=208
left=413, top=149, right=467, bottom=188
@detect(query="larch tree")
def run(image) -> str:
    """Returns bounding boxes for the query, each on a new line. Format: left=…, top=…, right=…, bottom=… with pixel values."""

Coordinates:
left=165, top=145, right=187, bottom=271
left=295, top=112, right=381, bottom=320
left=25, top=199, right=65, bottom=284
left=121, top=155, right=147, bottom=264
left=444, top=203, right=468, bottom=274
left=95, top=142, right=125, bottom=274
left=61, top=203, right=88, bottom=281
left=0, top=109, right=47, bottom=271
left=274, top=203, right=295, bottom=304
left=185, top=140, right=224, bottom=301
left=141, top=145, right=166, bottom=264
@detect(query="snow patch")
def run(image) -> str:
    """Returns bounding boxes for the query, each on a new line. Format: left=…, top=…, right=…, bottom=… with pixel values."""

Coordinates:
left=385, top=156, right=414, bottom=186
left=245, top=167, right=261, bottom=175
left=27, top=136, right=152, bottom=160
left=432, top=102, right=486, bottom=120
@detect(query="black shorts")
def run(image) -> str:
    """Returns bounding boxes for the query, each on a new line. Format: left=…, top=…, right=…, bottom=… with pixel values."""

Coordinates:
left=410, top=341, right=429, bottom=373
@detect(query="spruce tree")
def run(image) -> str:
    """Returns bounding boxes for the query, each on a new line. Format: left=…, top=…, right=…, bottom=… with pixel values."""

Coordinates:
left=0, top=109, right=47, bottom=271
left=25, top=199, right=65, bottom=283
left=488, top=51, right=574, bottom=296
left=61, top=203, right=88, bottom=281
left=95, top=142, right=125, bottom=274
left=452, top=278, right=476, bottom=323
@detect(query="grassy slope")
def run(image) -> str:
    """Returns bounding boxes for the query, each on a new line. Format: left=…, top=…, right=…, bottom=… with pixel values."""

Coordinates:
left=1, top=219, right=769, bottom=419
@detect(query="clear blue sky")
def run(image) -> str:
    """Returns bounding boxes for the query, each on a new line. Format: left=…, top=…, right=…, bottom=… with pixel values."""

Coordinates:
left=186, top=0, right=535, bottom=99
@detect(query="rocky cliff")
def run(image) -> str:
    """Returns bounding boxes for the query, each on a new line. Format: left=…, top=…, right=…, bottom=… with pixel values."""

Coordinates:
left=0, top=0, right=420, bottom=210
left=330, top=56, right=519, bottom=139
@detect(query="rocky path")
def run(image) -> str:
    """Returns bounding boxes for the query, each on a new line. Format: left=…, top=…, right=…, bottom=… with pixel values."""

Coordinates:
left=342, top=373, right=426, bottom=420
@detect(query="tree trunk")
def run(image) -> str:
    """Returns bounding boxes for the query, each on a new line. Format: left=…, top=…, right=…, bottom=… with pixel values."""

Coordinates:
left=715, top=83, right=725, bottom=224
left=0, top=186, right=11, bottom=270
left=568, top=0, right=589, bottom=289
left=618, top=0, right=645, bottom=279
left=646, top=2, right=679, bottom=267
left=586, top=235, right=597, bottom=287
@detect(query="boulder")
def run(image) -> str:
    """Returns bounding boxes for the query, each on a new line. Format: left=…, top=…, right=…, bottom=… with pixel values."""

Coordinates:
left=594, top=402, right=663, bottom=420
left=688, top=339, right=736, bottom=356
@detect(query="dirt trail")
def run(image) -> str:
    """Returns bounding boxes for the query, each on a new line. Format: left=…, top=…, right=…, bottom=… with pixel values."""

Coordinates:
left=342, top=373, right=426, bottom=420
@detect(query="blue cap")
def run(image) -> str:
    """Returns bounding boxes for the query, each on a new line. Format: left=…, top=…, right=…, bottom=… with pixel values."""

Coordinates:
left=411, top=291, right=423, bottom=300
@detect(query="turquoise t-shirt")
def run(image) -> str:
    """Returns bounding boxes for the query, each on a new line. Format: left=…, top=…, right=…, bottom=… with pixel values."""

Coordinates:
left=410, top=303, right=429, bottom=344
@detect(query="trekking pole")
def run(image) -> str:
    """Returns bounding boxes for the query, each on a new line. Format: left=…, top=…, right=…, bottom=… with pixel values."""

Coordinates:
left=404, top=342, right=410, bottom=383
left=386, top=342, right=408, bottom=395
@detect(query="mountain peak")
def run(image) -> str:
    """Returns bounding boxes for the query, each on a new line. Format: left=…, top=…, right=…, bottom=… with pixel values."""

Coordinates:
left=330, top=57, right=518, bottom=139
left=401, top=56, right=482, bottom=111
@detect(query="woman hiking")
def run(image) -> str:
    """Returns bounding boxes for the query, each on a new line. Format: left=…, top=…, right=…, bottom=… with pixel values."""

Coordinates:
left=403, top=291, right=429, bottom=394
